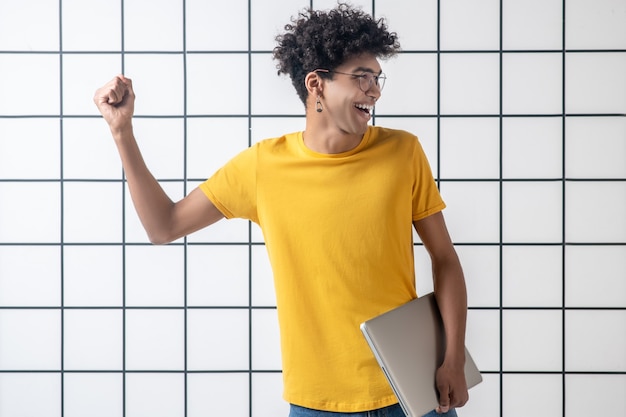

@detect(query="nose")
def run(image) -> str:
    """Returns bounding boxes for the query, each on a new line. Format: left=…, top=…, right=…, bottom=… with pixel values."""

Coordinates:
left=367, top=82, right=382, bottom=100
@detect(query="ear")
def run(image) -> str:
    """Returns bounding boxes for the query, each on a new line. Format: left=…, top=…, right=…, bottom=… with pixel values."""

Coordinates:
left=304, top=71, right=324, bottom=97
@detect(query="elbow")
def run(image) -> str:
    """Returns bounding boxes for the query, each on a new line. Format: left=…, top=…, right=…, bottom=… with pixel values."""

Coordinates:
left=148, top=236, right=170, bottom=245
left=146, top=229, right=177, bottom=245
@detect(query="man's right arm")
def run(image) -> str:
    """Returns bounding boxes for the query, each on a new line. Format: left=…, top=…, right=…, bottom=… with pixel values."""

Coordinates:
left=94, top=75, right=224, bottom=244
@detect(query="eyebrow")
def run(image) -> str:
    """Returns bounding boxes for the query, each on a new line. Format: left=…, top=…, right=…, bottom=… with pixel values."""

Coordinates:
left=351, top=66, right=383, bottom=75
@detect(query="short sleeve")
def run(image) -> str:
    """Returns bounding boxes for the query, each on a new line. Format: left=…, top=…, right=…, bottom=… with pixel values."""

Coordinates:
left=199, top=144, right=259, bottom=223
left=411, top=138, right=446, bottom=221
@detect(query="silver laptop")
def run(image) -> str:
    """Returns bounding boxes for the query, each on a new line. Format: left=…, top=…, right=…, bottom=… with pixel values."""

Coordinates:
left=360, top=292, right=482, bottom=417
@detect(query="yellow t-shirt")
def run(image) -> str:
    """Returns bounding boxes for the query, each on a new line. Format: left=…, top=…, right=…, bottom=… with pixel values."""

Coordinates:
left=199, top=126, right=446, bottom=412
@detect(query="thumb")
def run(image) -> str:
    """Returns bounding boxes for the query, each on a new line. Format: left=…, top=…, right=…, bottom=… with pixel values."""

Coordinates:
left=437, top=385, right=450, bottom=414
left=105, top=89, right=119, bottom=105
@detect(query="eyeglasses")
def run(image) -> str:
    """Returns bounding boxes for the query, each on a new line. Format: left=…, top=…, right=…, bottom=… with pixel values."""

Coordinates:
left=314, top=69, right=386, bottom=92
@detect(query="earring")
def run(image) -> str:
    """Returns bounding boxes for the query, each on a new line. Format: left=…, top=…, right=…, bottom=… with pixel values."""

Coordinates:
left=316, top=96, right=323, bottom=113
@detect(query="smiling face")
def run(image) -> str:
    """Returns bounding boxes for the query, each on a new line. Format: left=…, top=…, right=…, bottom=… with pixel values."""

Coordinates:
left=317, top=53, right=383, bottom=137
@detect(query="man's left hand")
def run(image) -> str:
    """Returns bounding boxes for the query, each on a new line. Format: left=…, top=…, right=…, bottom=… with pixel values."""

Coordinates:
left=435, top=360, right=469, bottom=413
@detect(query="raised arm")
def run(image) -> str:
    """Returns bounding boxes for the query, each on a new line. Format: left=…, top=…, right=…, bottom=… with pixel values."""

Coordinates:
left=93, top=75, right=223, bottom=244
left=413, top=211, right=469, bottom=413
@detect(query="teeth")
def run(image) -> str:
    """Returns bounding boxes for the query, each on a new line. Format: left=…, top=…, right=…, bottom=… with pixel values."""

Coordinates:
left=355, top=103, right=373, bottom=112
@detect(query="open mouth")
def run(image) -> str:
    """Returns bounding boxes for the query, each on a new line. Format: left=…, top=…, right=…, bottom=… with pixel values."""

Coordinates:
left=354, top=103, right=373, bottom=116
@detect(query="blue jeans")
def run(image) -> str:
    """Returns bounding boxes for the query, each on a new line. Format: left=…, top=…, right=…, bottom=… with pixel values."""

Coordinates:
left=289, top=403, right=458, bottom=417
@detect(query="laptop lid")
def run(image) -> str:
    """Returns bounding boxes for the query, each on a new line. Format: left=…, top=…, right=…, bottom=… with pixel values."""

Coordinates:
left=360, top=292, right=482, bottom=417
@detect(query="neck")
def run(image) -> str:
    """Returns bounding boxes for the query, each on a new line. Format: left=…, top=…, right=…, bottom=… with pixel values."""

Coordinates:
left=302, top=126, right=364, bottom=154
left=303, top=112, right=367, bottom=154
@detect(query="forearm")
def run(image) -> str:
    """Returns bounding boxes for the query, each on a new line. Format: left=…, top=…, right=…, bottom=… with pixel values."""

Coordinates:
left=94, top=76, right=222, bottom=244
left=414, top=213, right=469, bottom=410
left=112, top=125, right=176, bottom=244
left=433, top=253, right=468, bottom=365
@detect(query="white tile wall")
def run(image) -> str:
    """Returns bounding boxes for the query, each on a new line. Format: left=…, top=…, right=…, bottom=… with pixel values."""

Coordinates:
left=0, top=0, right=624, bottom=416
left=63, top=373, right=123, bottom=417
left=502, top=0, right=563, bottom=50
left=502, top=374, right=563, bottom=417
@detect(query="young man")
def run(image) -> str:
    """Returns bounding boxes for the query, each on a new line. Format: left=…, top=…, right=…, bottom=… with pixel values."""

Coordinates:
left=94, top=4, right=469, bottom=417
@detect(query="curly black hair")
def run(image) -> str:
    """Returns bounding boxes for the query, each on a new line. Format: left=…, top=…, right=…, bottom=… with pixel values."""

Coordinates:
left=273, top=3, right=401, bottom=105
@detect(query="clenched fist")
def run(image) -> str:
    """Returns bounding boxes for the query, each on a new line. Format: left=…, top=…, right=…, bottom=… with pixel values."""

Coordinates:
left=93, top=75, right=135, bottom=137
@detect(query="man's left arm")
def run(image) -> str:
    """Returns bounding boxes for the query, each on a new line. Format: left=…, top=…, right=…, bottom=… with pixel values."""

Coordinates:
left=414, top=211, right=469, bottom=413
